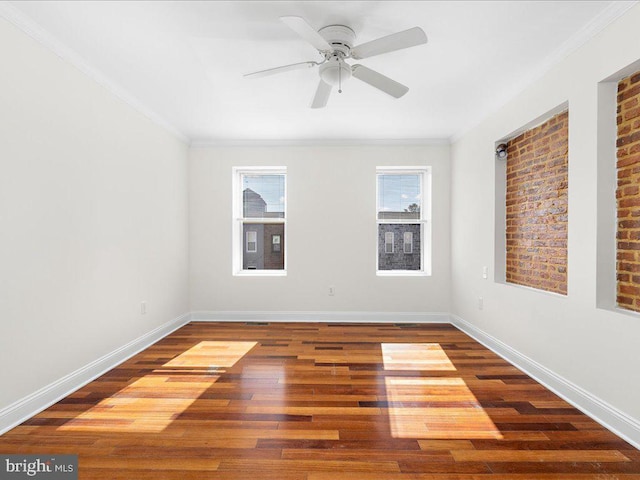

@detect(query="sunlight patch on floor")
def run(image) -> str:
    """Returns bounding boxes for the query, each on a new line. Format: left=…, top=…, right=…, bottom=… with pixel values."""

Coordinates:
left=164, top=341, right=258, bottom=368
left=382, top=343, right=456, bottom=371
left=382, top=343, right=502, bottom=440
left=385, top=377, right=502, bottom=439
left=57, top=341, right=256, bottom=433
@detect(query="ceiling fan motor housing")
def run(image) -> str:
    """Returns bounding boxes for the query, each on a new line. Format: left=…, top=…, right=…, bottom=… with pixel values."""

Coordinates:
left=317, top=25, right=356, bottom=87
left=318, top=25, right=356, bottom=56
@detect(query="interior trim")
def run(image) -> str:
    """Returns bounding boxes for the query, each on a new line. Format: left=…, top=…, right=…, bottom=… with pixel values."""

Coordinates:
left=189, top=138, right=451, bottom=147
left=0, top=2, right=188, bottom=144
left=2, top=310, right=638, bottom=451
left=451, top=313, right=640, bottom=450
left=0, top=312, right=190, bottom=436
left=190, top=310, right=450, bottom=323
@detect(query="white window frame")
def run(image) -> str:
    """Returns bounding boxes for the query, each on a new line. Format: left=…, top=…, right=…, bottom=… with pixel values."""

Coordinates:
left=376, top=166, right=431, bottom=276
left=232, top=166, right=287, bottom=276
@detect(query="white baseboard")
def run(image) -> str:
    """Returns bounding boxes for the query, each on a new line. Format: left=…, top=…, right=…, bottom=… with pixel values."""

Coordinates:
left=0, top=312, right=191, bottom=436
left=190, top=310, right=450, bottom=323
left=3, top=310, right=639, bottom=452
left=450, top=314, right=640, bottom=450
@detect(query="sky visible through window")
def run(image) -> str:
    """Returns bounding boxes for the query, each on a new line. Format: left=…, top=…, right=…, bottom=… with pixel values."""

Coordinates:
left=378, top=174, right=421, bottom=212
left=243, top=175, right=285, bottom=213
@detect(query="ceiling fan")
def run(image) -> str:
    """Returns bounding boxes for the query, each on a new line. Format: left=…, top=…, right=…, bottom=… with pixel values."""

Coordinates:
left=244, top=16, right=428, bottom=108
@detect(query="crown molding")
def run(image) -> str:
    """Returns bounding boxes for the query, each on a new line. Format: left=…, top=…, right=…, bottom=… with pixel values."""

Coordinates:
left=2, top=0, right=636, bottom=149
left=189, top=138, right=450, bottom=148
left=0, top=1, right=189, bottom=144
left=450, top=0, right=639, bottom=144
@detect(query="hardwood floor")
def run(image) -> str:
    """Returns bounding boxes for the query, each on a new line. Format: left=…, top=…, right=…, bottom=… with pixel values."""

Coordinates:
left=1, top=322, right=639, bottom=479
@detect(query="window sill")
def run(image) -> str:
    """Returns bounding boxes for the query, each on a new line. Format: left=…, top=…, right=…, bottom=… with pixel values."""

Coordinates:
left=376, top=270, right=430, bottom=277
left=234, top=270, right=287, bottom=277
left=497, top=280, right=567, bottom=298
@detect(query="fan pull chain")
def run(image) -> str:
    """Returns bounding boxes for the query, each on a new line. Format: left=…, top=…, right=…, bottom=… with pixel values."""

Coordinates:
left=338, top=60, right=342, bottom=93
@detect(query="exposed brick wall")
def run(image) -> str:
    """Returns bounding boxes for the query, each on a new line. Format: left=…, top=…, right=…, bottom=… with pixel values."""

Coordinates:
left=616, top=71, right=640, bottom=311
left=505, top=111, right=568, bottom=295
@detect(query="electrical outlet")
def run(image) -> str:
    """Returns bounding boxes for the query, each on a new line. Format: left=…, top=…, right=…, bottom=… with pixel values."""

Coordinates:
left=328, top=286, right=335, bottom=296
left=141, top=301, right=147, bottom=315
left=482, top=266, right=488, bottom=279
left=478, top=297, right=483, bottom=310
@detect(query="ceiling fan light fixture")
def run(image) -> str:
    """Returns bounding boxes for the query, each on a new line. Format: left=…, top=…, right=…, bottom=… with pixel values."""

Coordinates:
left=319, top=57, right=352, bottom=87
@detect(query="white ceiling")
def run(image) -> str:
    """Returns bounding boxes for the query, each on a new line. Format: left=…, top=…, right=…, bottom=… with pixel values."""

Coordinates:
left=2, top=1, right=637, bottom=143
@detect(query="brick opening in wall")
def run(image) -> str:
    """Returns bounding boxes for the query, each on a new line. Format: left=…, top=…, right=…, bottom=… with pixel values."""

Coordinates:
left=505, top=111, right=569, bottom=295
left=616, top=70, right=640, bottom=312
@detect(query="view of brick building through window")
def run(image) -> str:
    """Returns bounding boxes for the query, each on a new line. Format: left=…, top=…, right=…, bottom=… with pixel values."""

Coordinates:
left=242, top=188, right=285, bottom=270
left=235, top=169, right=286, bottom=273
left=378, top=220, right=421, bottom=270
left=505, top=111, right=568, bottom=295
left=616, top=70, right=640, bottom=311
left=377, top=170, right=426, bottom=272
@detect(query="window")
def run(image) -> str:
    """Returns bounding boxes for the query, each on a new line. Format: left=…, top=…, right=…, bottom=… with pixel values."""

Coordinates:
left=403, top=232, right=413, bottom=254
left=246, top=231, right=257, bottom=253
left=384, top=232, right=394, bottom=253
left=233, top=167, right=286, bottom=275
left=271, top=234, right=281, bottom=253
left=377, top=167, right=430, bottom=275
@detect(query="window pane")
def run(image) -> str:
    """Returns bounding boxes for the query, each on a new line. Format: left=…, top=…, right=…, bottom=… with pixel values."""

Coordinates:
left=385, top=232, right=394, bottom=253
left=378, top=224, right=421, bottom=270
left=246, top=231, right=257, bottom=253
left=404, top=232, right=413, bottom=254
left=242, top=223, right=285, bottom=270
left=243, top=175, right=285, bottom=218
left=378, top=174, right=421, bottom=220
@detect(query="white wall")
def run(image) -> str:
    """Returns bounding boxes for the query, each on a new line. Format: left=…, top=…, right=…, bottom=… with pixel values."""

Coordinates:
left=189, top=144, right=450, bottom=315
left=451, top=4, right=640, bottom=437
left=0, top=17, right=189, bottom=409
left=4, top=0, right=638, bottom=447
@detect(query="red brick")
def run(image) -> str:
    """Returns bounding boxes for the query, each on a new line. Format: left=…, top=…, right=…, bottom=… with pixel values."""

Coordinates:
left=617, top=295, right=633, bottom=305
left=616, top=130, right=640, bottom=147
left=505, top=111, right=568, bottom=295
left=619, top=79, right=630, bottom=93
left=617, top=70, right=640, bottom=312
left=618, top=261, right=640, bottom=273
left=618, top=82, right=640, bottom=102
left=619, top=197, right=640, bottom=208
left=624, top=106, right=640, bottom=122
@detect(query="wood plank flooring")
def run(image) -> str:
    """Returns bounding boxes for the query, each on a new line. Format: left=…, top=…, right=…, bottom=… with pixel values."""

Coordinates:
left=1, top=322, right=639, bottom=479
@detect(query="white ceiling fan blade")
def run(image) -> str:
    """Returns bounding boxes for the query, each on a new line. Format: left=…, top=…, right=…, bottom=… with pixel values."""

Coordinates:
left=311, top=80, right=332, bottom=108
left=244, top=61, right=318, bottom=79
left=280, top=16, right=332, bottom=53
left=351, top=65, right=409, bottom=98
left=351, top=27, right=427, bottom=60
